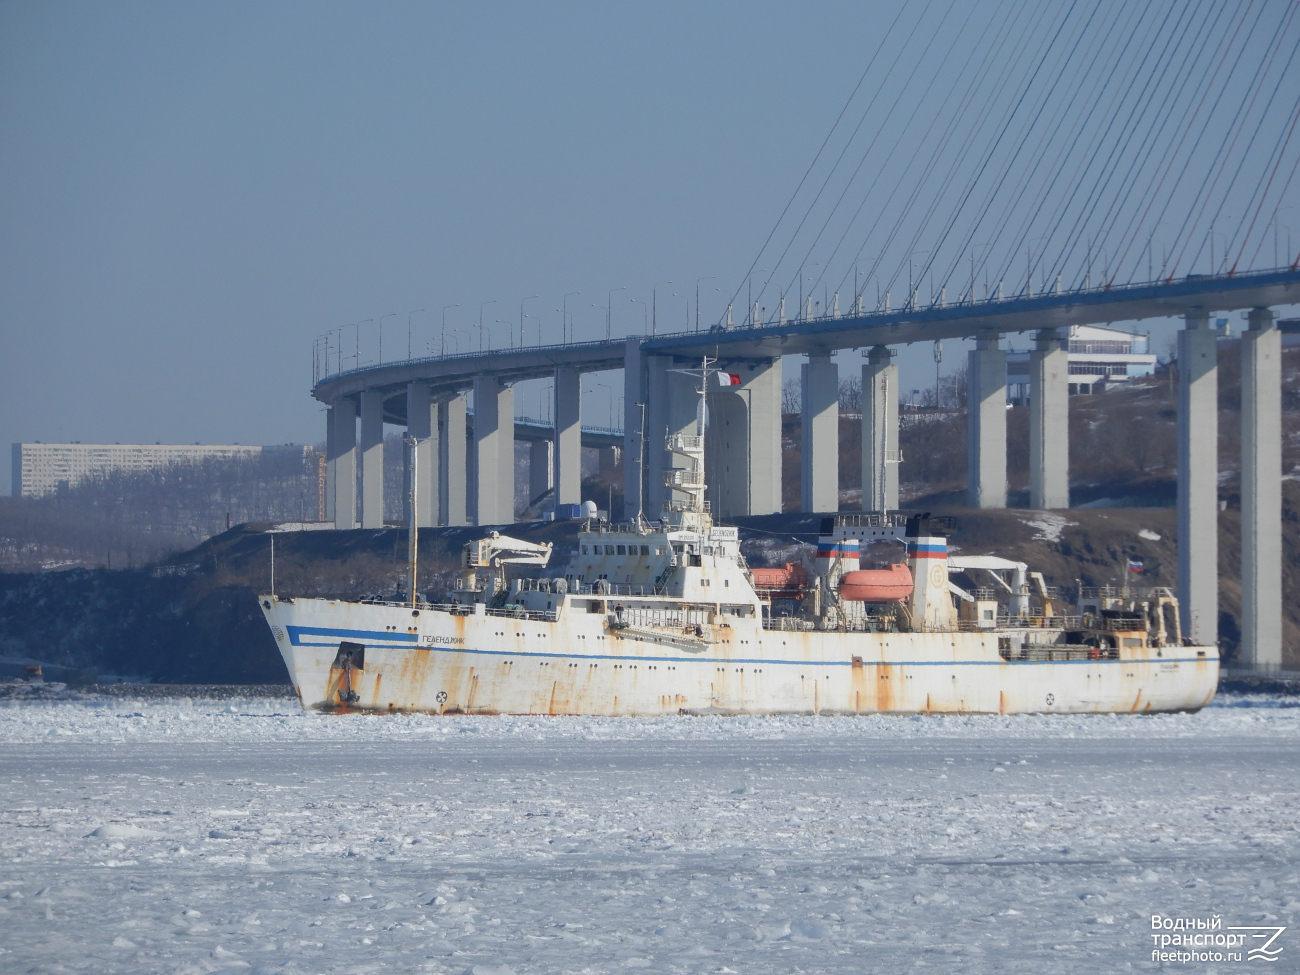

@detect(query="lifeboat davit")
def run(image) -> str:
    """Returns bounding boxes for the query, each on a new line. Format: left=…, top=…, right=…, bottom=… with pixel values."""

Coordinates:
left=750, top=563, right=807, bottom=590
left=839, top=563, right=913, bottom=602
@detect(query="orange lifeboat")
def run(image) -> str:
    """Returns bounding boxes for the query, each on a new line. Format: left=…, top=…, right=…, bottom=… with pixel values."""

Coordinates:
left=839, top=563, right=913, bottom=602
left=750, top=563, right=807, bottom=590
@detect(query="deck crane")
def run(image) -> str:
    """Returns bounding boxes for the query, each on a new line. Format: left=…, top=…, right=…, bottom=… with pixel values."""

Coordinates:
left=460, top=532, right=553, bottom=596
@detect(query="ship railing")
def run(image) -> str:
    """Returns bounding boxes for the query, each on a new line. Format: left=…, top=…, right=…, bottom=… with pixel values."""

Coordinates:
left=590, top=583, right=653, bottom=597
left=565, top=582, right=655, bottom=597
left=995, top=615, right=1083, bottom=629
left=1100, top=616, right=1148, bottom=632
left=762, top=616, right=816, bottom=632
left=662, top=499, right=710, bottom=513
left=1080, top=585, right=1176, bottom=603
left=581, top=522, right=656, bottom=536
left=615, top=612, right=714, bottom=635
left=485, top=606, right=558, bottom=622
left=1079, top=586, right=1125, bottom=599
left=998, top=644, right=1120, bottom=662
left=838, top=617, right=899, bottom=633
left=664, top=468, right=705, bottom=488
left=968, top=587, right=998, bottom=601
left=831, top=512, right=909, bottom=529
left=667, top=434, right=704, bottom=452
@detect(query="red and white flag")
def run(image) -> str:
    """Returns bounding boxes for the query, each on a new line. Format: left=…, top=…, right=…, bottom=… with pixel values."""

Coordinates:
left=717, top=372, right=741, bottom=387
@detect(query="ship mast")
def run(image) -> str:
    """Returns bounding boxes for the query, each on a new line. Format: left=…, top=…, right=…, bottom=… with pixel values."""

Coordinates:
left=661, top=357, right=714, bottom=528
left=405, top=434, right=421, bottom=608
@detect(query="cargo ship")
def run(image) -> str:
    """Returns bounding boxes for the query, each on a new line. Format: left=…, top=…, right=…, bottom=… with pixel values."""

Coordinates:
left=260, top=363, right=1217, bottom=716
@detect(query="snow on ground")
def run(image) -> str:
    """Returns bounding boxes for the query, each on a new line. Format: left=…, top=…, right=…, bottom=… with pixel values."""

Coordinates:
left=1017, top=513, right=1077, bottom=543
left=1, top=694, right=1298, bottom=973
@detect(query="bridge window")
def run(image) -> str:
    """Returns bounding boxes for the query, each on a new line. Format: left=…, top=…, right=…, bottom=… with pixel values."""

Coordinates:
left=617, top=545, right=626, bottom=555
left=606, top=545, right=615, bottom=555
left=640, top=545, right=650, bottom=556
left=581, top=545, right=588, bottom=555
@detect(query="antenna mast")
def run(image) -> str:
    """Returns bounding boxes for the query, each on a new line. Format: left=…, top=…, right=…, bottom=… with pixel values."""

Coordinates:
left=406, top=435, right=421, bottom=607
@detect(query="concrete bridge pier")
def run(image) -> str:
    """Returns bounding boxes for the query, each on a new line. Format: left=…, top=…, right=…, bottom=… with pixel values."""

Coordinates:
left=405, top=382, right=438, bottom=528
left=1177, top=310, right=1218, bottom=645
left=529, top=440, right=553, bottom=507
left=800, top=353, right=839, bottom=512
left=359, top=390, right=385, bottom=528
left=472, top=376, right=515, bottom=525
left=324, top=405, right=337, bottom=525
left=862, top=346, right=899, bottom=512
left=553, top=366, right=582, bottom=507
left=330, top=397, right=358, bottom=530
left=1241, top=306, right=1281, bottom=668
left=967, top=334, right=1007, bottom=508
left=706, top=358, right=782, bottom=518
left=439, top=393, right=468, bottom=526
left=1029, top=328, right=1069, bottom=509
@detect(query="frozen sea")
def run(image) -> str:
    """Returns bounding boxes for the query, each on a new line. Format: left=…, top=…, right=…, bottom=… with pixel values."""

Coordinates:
left=1, top=693, right=1298, bottom=973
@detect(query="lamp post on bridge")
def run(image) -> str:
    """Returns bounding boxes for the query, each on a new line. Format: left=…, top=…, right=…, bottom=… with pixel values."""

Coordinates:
left=630, top=298, right=647, bottom=334
left=562, top=292, right=581, bottom=345
left=606, top=287, right=625, bottom=340
left=379, top=313, right=396, bottom=365
left=518, top=296, right=539, bottom=349
left=441, top=303, right=458, bottom=357
left=407, top=309, right=424, bottom=361
left=652, top=281, right=672, bottom=336
left=695, top=276, right=714, bottom=331
left=799, top=265, right=818, bottom=321
left=478, top=300, right=497, bottom=352
left=355, top=319, right=373, bottom=371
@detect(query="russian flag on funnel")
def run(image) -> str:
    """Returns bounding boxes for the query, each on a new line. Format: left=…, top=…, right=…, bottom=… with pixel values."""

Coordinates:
left=1127, top=559, right=1144, bottom=573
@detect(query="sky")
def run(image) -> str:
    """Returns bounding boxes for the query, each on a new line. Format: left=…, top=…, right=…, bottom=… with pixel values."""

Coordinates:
left=3, top=1, right=1297, bottom=493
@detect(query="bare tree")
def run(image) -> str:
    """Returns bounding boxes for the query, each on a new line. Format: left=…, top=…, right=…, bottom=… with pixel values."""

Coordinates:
left=781, top=379, right=802, bottom=415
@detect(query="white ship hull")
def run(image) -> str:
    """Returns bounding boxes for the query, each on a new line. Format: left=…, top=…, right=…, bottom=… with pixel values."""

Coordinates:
left=260, top=595, right=1219, bottom=716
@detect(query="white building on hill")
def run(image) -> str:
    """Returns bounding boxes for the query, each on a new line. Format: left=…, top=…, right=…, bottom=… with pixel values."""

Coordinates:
left=11, top=443, right=262, bottom=498
left=1006, top=323, right=1157, bottom=404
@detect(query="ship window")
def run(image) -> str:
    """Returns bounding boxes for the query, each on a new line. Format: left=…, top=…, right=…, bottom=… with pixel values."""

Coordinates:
left=982, top=609, right=993, bottom=620
left=617, top=545, right=626, bottom=555
left=581, top=545, right=588, bottom=554
left=724, top=579, right=729, bottom=587
left=605, top=545, right=615, bottom=555
left=640, top=545, right=650, bottom=556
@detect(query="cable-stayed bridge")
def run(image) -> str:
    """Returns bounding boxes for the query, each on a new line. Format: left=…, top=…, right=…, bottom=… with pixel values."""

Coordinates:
left=307, top=0, right=1300, bottom=670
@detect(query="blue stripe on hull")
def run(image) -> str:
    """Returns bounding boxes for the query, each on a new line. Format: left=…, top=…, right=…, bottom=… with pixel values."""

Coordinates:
left=287, top=625, right=1206, bottom=669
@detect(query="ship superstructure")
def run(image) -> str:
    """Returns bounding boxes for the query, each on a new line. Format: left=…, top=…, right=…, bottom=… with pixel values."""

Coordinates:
left=260, top=362, right=1217, bottom=716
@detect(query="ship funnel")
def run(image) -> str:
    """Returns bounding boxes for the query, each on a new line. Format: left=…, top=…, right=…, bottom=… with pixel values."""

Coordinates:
left=904, top=513, right=957, bottom=632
